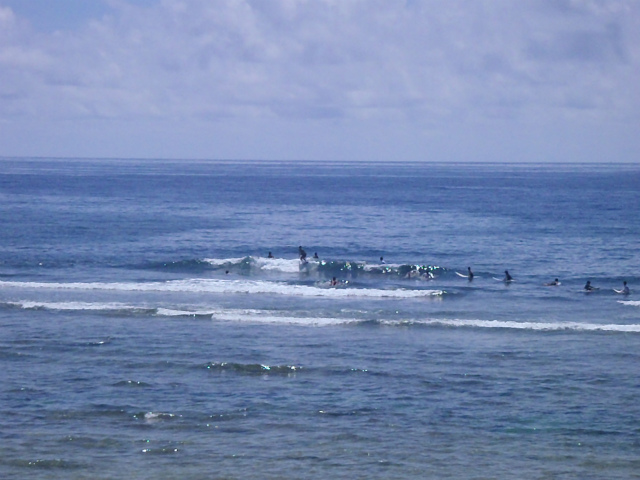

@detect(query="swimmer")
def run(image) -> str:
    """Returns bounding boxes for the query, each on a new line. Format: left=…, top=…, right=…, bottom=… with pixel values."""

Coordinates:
left=545, top=278, right=560, bottom=286
left=504, top=270, right=513, bottom=282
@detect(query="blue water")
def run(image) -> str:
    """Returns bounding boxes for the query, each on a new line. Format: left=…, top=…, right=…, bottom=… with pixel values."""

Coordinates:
left=1, top=158, right=640, bottom=479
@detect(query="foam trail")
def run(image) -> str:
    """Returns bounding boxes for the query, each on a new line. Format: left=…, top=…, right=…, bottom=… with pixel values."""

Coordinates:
left=416, top=319, right=640, bottom=332
left=3, top=299, right=639, bottom=331
left=5, top=300, right=223, bottom=318
left=211, top=311, right=349, bottom=326
left=619, top=300, right=640, bottom=307
left=6, top=300, right=143, bottom=312
left=155, top=307, right=220, bottom=317
left=1, top=301, right=352, bottom=325
left=0, top=279, right=443, bottom=298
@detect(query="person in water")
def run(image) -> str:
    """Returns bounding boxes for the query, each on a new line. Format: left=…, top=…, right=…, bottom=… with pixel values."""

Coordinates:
left=467, top=267, right=474, bottom=281
left=584, top=280, right=597, bottom=291
left=622, top=281, right=630, bottom=295
left=504, top=270, right=513, bottom=282
left=313, top=252, right=319, bottom=259
left=298, top=246, right=307, bottom=262
left=380, top=256, right=385, bottom=264
left=268, top=252, right=274, bottom=258
left=331, top=277, right=338, bottom=286
left=545, top=278, right=560, bottom=286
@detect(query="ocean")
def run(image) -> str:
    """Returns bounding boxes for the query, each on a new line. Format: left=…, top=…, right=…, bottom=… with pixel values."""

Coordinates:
left=1, top=158, right=639, bottom=479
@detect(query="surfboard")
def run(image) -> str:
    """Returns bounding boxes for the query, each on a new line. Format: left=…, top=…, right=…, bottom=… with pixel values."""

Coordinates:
left=493, top=277, right=514, bottom=282
left=613, top=288, right=629, bottom=294
left=456, top=272, right=469, bottom=278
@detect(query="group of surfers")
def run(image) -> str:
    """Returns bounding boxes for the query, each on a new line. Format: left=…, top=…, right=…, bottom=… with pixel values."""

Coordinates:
left=451, top=267, right=630, bottom=295
left=268, top=248, right=632, bottom=294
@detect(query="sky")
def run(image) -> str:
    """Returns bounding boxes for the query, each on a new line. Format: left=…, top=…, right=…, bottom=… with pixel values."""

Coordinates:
left=0, top=0, right=639, bottom=163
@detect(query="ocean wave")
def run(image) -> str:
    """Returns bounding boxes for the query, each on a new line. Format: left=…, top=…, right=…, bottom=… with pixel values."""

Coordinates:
left=404, top=319, right=640, bottom=332
left=3, top=299, right=638, bottom=332
left=210, top=310, right=351, bottom=326
left=0, top=279, right=444, bottom=299
left=2, top=300, right=165, bottom=318
left=112, top=380, right=152, bottom=388
left=200, top=256, right=444, bottom=278
left=1, top=300, right=222, bottom=318
left=205, top=362, right=301, bottom=375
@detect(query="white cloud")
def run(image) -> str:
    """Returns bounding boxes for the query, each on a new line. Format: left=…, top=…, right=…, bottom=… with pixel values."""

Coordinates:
left=0, top=0, right=639, bottom=161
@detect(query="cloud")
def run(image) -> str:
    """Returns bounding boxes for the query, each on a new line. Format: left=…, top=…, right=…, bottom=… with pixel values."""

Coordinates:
left=0, top=0, right=639, bottom=161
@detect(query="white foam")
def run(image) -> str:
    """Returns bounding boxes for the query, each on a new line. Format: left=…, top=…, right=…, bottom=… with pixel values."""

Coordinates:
left=619, top=300, right=640, bottom=307
left=5, top=300, right=352, bottom=325
left=415, top=319, right=640, bottom=332
left=4, top=297, right=639, bottom=332
left=252, top=257, right=304, bottom=273
left=203, top=257, right=247, bottom=266
left=6, top=300, right=140, bottom=311
left=211, top=311, right=348, bottom=326
left=0, top=279, right=443, bottom=299
left=363, top=263, right=398, bottom=271
left=155, top=307, right=218, bottom=317
left=203, top=256, right=313, bottom=274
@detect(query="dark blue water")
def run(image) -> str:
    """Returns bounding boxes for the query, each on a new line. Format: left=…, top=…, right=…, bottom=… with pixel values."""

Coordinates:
left=1, top=158, right=639, bottom=479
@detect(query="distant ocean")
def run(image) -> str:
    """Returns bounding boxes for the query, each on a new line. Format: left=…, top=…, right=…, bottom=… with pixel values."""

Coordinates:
left=1, top=158, right=639, bottom=479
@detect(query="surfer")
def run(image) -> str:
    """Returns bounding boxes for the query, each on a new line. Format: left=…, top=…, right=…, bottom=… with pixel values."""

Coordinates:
left=422, top=270, right=434, bottom=280
left=331, top=277, right=338, bottom=286
left=298, top=246, right=307, bottom=262
left=545, top=278, right=560, bottom=286
left=504, top=270, right=513, bottom=282
left=268, top=252, right=274, bottom=258
left=467, top=267, right=474, bottom=281
left=584, top=280, right=597, bottom=291
left=380, top=256, right=385, bottom=264
left=621, top=281, right=630, bottom=295
left=313, top=252, right=319, bottom=259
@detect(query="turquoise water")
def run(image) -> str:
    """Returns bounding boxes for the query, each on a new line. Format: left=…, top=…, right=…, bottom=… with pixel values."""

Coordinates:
left=1, top=159, right=639, bottom=479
